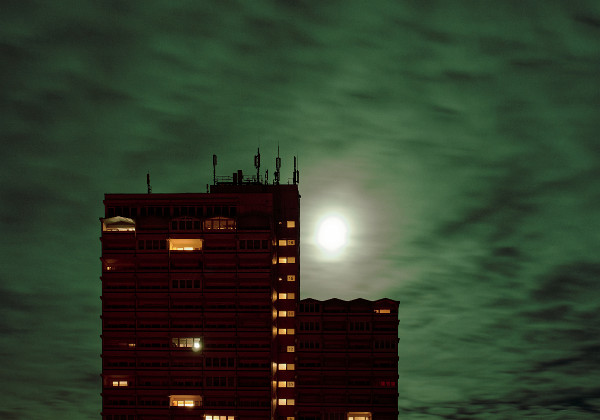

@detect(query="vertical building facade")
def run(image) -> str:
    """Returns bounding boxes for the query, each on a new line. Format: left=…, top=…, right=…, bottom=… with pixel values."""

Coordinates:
left=100, top=171, right=398, bottom=420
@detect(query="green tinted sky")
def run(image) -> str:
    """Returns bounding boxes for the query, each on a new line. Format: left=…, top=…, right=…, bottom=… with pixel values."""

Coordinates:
left=1, top=1, right=600, bottom=418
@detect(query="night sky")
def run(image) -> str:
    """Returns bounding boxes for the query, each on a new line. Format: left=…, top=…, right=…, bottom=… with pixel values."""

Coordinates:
left=2, top=1, right=600, bottom=419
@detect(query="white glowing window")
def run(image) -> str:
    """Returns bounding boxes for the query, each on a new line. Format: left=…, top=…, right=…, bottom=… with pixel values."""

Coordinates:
left=287, top=221, right=295, bottom=228
left=287, top=345, right=295, bottom=352
left=278, top=363, right=295, bottom=370
left=169, top=238, right=202, bottom=251
left=102, top=216, right=135, bottom=232
left=374, top=309, right=391, bottom=314
left=172, top=337, right=201, bottom=350
left=111, top=380, right=128, bottom=387
left=287, top=275, right=295, bottom=281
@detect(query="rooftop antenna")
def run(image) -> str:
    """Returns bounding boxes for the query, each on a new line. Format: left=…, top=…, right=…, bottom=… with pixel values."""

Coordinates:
left=274, top=144, right=281, bottom=185
left=293, top=156, right=299, bottom=185
left=212, top=154, right=217, bottom=185
left=147, top=172, right=152, bottom=194
left=254, top=147, right=261, bottom=184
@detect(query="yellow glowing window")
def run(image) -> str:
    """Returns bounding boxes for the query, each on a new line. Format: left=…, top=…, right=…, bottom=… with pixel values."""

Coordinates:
left=170, top=395, right=202, bottom=407
left=287, top=417, right=295, bottom=420
left=279, top=310, right=295, bottom=317
left=278, top=293, right=295, bottom=300
left=205, top=416, right=235, bottom=420
left=288, top=239, right=295, bottom=245
left=375, top=309, right=391, bottom=314
left=278, top=398, right=295, bottom=405
left=111, top=380, right=128, bottom=387
left=348, top=413, right=372, bottom=420
left=278, top=328, right=295, bottom=335
left=278, top=381, right=295, bottom=387
left=287, top=221, right=295, bottom=228
left=279, top=239, right=287, bottom=246
left=287, top=275, right=295, bottom=282
left=287, top=346, right=295, bottom=352
left=278, top=363, right=295, bottom=370
left=169, top=238, right=202, bottom=251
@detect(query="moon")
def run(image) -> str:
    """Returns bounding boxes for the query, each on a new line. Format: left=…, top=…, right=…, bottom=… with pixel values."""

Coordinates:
left=316, top=216, right=348, bottom=254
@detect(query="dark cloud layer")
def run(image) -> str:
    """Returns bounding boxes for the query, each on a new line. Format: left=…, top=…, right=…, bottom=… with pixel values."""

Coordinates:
left=1, top=1, right=600, bottom=418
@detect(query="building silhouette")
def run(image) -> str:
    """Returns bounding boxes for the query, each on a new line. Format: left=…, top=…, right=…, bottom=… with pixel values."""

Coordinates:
left=100, top=160, right=398, bottom=420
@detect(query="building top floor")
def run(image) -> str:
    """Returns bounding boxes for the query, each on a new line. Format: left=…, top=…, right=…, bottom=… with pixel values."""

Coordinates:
left=299, top=298, right=399, bottom=315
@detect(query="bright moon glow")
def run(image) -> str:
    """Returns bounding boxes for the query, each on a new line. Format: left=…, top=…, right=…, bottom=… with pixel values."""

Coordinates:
left=317, top=216, right=348, bottom=253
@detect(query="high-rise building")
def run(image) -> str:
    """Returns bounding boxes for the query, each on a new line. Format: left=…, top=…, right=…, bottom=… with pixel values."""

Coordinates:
left=100, top=163, right=398, bottom=420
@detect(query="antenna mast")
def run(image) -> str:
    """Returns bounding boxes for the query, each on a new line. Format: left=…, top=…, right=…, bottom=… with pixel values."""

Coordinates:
left=274, top=145, right=281, bottom=185
left=212, top=154, right=217, bottom=185
left=147, top=172, right=152, bottom=194
left=293, top=156, right=299, bottom=185
left=254, top=148, right=261, bottom=184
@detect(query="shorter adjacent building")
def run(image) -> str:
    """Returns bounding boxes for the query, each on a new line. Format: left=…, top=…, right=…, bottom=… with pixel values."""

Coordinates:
left=296, top=299, right=399, bottom=420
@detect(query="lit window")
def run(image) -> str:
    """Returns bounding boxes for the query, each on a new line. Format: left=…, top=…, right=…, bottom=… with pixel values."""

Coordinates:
left=287, top=221, right=295, bottom=228
left=203, top=217, right=235, bottom=230
left=169, top=238, right=202, bottom=251
left=279, top=310, right=287, bottom=317
left=287, top=275, right=295, bottom=281
left=278, top=363, right=295, bottom=370
left=278, top=398, right=295, bottom=405
left=102, top=216, right=135, bottom=232
left=278, top=328, right=295, bottom=335
left=172, top=337, right=202, bottom=351
left=279, top=239, right=287, bottom=246
left=374, top=309, right=391, bottom=314
left=288, top=239, right=295, bottom=245
left=278, top=293, right=295, bottom=300
left=279, top=381, right=295, bottom=387
left=287, top=417, right=295, bottom=420
left=170, top=395, right=202, bottom=407
left=348, top=413, right=372, bottom=420
left=111, top=380, right=128, bottom=387
left=204, top=416, right=235, bottom=420
left=287, top=346, right=295, bottom=352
